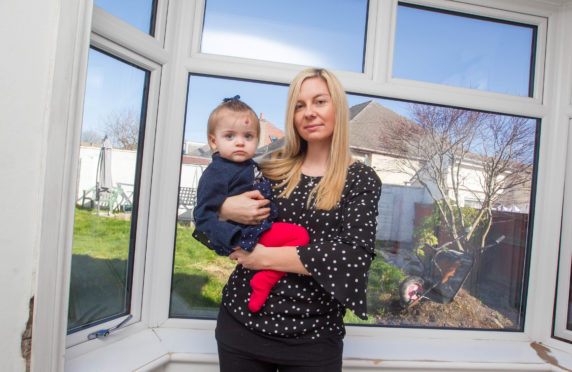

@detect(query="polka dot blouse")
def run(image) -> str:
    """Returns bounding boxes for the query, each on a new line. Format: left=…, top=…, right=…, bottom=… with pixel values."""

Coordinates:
left=221, top=161, right=382, bottom=340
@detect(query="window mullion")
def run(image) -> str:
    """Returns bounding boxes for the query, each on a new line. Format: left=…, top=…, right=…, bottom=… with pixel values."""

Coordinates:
left=143, top=0, right=199, bottom=327
left=367, top=0, right=396, bottom=83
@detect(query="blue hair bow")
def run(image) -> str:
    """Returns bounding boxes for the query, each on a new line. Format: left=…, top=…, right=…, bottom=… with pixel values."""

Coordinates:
left=223, top=95, right=240, bottom=102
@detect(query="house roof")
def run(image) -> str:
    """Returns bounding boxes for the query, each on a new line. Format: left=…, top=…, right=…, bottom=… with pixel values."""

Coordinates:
left=260, top=118, right=285, bottom=146
left=181, top=155, right=211, bottom=165
left=349, top=100, right=417, bottom=155
left=183, top=116, right=286, bottom=161
left=349, top=101, right=372, bottom=121
left=185, top=143, right=211, bottom=158
left=255, top=101, right=415, bottom=157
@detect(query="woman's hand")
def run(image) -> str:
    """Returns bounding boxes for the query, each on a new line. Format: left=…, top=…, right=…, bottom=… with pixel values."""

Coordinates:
left=219, top=190, right=271, bottom=225
left=230, top=244, right=310, bottom=275
left=229, top=245, right=267, bottom=271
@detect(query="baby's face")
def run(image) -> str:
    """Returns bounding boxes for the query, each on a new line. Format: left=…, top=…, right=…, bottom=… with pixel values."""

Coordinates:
left=209, top=111, right=258, bottom=162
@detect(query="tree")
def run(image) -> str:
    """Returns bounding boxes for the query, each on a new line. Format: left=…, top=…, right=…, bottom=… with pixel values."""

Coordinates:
left=103, top=108, right=140, bottom=150
left=81, top=129, right=103, bottom=144
left=469, top=114, right=534, bottom=246
left=387, top=104, right=534, bottom=251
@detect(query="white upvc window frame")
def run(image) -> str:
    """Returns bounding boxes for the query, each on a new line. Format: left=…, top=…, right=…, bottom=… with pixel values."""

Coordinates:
left=388, top=0, right=547, bottom=101
left=543, top=1, right=572, bottom=346
left=554, top=118, right=572, bottom=342
left=34, top=0, right=572, bottom=371
left=65, top=34, right=162, bottom=348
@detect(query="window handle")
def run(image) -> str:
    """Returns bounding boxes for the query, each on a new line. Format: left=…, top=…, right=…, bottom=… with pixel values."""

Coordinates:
left=87, top=314, right=133, bottom=340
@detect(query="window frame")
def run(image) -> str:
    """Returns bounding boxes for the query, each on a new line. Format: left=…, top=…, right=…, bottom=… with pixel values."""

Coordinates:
left=150, top=0, right=562, bottom=338
left=64, top=36, right=161, bottom=348
left=382, top=1, right=547, bottom=113
left=391, top=2, right=540, bottom=98
left=196, top=0, right=372, bottom=73
left=35, top=0, right=572, bottom=370
left=546, top=2, right=572, bottom=343
left=554, top=118, right=572, bottom=341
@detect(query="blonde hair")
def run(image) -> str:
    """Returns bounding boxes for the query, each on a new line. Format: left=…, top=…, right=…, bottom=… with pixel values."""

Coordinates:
left=261, top=68, right=351, bottom=210
left=207, top=98, right=260, bottom=142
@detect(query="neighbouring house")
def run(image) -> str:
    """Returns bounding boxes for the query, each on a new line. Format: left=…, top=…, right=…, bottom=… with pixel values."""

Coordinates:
left=259, top=113, right=285, bottom=146
left=348, top=100, right=532, bottom=243
left=349, top=100, right=433, bottom=242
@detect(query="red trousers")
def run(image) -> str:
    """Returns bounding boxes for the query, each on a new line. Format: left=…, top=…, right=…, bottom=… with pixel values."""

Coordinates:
left=249, top=222, right=310, bottom=312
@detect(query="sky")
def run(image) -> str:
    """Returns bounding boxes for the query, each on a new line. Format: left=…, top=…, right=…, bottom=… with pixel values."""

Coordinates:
left=83, top=0, right=536, bottom=145
left=200, top=0, right=367, bottom=72
left=393, top=4, right=534, bottom=96
left=183, top=75, right=409, bottom=144
left=82, top=49, right=147, bottom=137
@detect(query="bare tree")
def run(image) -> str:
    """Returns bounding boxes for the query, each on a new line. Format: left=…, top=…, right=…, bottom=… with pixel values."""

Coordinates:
left=103, top=108, right=140, bottom=150
left=81, top=129, right=103, bottom=144
left=387, top=104, right=534, bottom=251
left=387, top=104, right=484, bottom=250
left=469, top=115, right=535, bottom=246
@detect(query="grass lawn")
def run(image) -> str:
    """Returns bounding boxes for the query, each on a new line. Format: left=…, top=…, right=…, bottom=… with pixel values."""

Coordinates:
left=69, top=207, right=404, bottom=326
left=72, top=208, right=132, bottom=260
left=170, top=222, right=236, bottom=317
left=68, top=207, right=133, bottom=330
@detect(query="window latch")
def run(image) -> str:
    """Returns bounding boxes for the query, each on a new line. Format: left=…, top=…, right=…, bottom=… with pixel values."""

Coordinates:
left=87, top=314, right=133, bottom=340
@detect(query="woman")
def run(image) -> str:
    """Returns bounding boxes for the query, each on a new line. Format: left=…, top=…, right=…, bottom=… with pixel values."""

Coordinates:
left=216, top=68, right=382, bottom=371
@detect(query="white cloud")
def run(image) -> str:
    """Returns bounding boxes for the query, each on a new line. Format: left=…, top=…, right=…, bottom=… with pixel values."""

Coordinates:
left=201, top=30, right=326, bottom=67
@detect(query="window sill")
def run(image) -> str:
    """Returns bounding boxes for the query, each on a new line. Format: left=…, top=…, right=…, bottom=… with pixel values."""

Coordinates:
left=65, top=323, right=572, bottom=371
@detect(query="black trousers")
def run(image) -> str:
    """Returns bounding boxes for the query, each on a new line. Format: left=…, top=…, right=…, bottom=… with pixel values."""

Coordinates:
left=217, top=342, right=343, bottom=372
left=216, top=306, right=343, bottom=371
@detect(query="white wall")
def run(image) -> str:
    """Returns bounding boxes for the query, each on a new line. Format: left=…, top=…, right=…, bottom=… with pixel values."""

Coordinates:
left=76, top=147, right=206, bottom=216
left=0, top=0, right=60, bottom=370
left=78, top=147, right=207, bottom=195
left=178, top=163, right=206, bottom=189
left=76, top=146, right=138, bottom=203
left=378, top=184, right=428, bottom=242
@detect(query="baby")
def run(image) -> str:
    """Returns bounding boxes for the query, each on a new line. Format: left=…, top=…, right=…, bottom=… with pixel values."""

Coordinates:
left=192, top=96, right=309, bottom=312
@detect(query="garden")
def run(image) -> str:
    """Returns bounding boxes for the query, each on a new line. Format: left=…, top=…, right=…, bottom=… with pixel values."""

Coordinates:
left=69, top=206, right=519, bottom=331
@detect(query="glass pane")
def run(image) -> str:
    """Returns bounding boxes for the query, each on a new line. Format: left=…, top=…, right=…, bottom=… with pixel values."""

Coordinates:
left=170, top=75, right=537, bottom=331
left=346, top=94, right=537, bottom=330
left=170, top=75, right=288, bottom=318
left=68, top=48, right=148, bottom=332
left=393, top=3, right=536, bottom=97
left=201, top=0, right=368, bottom=72
left=95, top=0, right=156, bottom=35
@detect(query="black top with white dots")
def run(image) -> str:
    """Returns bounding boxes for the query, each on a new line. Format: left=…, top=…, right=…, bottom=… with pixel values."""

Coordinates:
left=220, top=161, right=382, bottom=342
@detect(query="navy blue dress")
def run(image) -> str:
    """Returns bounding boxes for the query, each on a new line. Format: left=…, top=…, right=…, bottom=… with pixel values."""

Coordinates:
left=192, top=154, right=278, bottom=256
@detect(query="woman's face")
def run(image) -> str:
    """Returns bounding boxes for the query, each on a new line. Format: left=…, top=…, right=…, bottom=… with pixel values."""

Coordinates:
left=293, top=77, right=335, bottom=145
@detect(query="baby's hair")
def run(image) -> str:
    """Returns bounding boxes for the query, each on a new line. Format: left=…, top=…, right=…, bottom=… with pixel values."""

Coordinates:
left=207, top=96, right=261, bottom=139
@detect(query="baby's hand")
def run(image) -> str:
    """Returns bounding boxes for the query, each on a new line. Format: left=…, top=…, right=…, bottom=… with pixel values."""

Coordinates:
left=229, top=244, right=269, bottom=270
left=220, top=190, right=271, bottom=225
left=229, top=247, right=248, bottom=262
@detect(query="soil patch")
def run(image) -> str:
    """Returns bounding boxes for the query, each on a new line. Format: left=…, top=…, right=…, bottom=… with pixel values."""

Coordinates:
left=375, top=288, right=519, bottom=329
left=374, top=243, right=521, bottom=330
